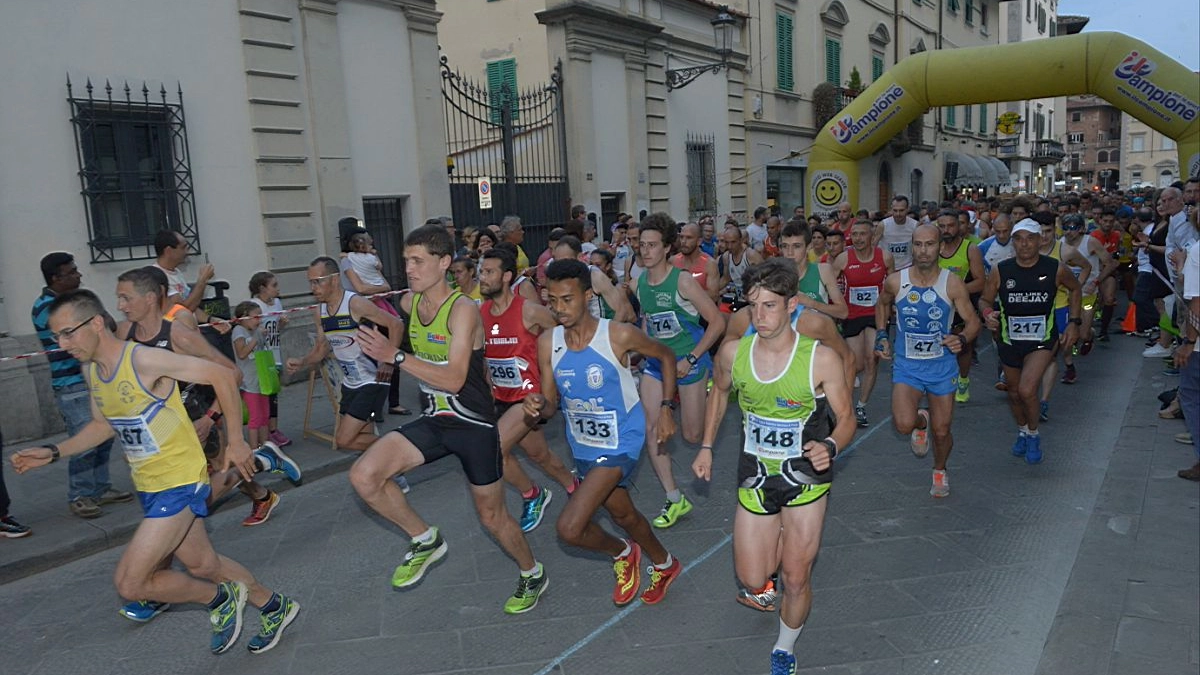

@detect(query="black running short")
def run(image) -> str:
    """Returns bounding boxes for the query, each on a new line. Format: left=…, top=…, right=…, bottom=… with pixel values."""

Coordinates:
left=842, top=315, right=877, bottom=338
left=340, top=383, right=389, bottom=422
left=396, top=416, right=502, bottom=486
left=495, top=399, right=547, bottom=426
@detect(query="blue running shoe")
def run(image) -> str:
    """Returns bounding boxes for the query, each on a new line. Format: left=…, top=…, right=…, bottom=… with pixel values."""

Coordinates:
left=254, top=441, right=302, bottom=486
left=771, top=649, right=797, bottom=675
left=519, top=488, right=552, bottom=532
left=120, top=600, right=170, bottom=623
left=1025, top=435, right=1043, bottom=465
left=210, top=581, right=247, bottom=654
left=247, top=595, right=300, bottom=654
left=1039, top=401, right=1049, bottom=422
left=1012, top=433, right=1029, bottom=457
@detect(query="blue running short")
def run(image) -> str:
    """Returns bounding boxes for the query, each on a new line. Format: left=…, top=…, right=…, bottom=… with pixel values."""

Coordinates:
left=139, top=482, right=211, bottom=519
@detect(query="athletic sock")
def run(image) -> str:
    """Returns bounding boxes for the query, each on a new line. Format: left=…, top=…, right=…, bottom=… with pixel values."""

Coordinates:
left=653, top=554, right=674, bottom=570
left=1026, top=427, right=1039, bottom=437
left=614, top=539, right=632, bottom=560
left=521, top=485, right=540, bottom=500
left=207, top=584, right=229, bottom=610
left=1019, top=424, right=1030, bottom=436
left=258, top=593, right=282, bottom=613
left=414, top=528, right=437, bottom=545
left=665, top=490, right=682, bottom=503
left=521, top=562, right=543, bottom=578
left=772, top=618, right=804, bottom=654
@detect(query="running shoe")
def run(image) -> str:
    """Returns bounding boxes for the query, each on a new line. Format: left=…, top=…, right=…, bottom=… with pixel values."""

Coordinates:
left=736, top=577, right=777, bottom=612
left=1039, top=401, right=1049, bottom=422
left=994, top=373, right=1007, bottom=391
left=1024, top=435, right=1043, bottom=464
left=253, top=442, right=302, bottom=485
left=268, top=429, right=293, bottom=447
left=1012, top=433, right=1029, bottom=458
left=854, top=403, right=869, bottom=428
left=503, top=569, right=550, bottom=615
left=1143, top=344, right=1172, bottom=358
left=1096, top=331, right=1110, bottom=342
left=954, top=376, right=970, bottom=403
left=1079, top=339, right=1094, bottom=356
left=612, top=542, right=643, bottom=606
left=519, top=487, right=552, bottom=533
left=210, top=581, right=247, bottom=654
left=771, top=649, right=798, bottom=675
left=391, top=528, right=448, bottom=589
left=242, top=491, right=279, bottom=527
left=910, top=409, right=930, bottom=458
left=247, top=595, right=299, bottom=654
left=0, top=514, right=31, bottom=538
left=1060, top=365, right=1077, bottom=385
left=930, top=469, right=950, bottom=498
left=640, top=556, right=682, bottom=605
left=652, top=494, right=693, bottom=529
left=120, top=600, right=170, bottom=623
left=394, top=474, right=411, bottom=494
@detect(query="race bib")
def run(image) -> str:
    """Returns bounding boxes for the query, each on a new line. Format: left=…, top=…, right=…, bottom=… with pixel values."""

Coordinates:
left=887, top=242, right=909, bottom=255
left=487, top=357, right=524, bottom=390
left=1008, top=315, right=1047, bottom=342
left=904, top=331, right=944, bottom=360
left=743, top=412, right=804, bottom=460
left=565, top=409, right=619, bottom=449
left=647, top=311, right=682, bottom=339
left=336, top=358, right=363, bottom=383
left=849, top=286, right=879, bottom=307
left=110, top=415, right=162, bottom=463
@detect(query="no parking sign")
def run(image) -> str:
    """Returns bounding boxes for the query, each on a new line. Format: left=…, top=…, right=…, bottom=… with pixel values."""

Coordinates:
left=478, top=177, right=492, bottom=210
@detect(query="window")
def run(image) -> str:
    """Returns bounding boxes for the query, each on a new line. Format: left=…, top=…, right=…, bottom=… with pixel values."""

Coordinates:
left=871, top=52, right=884, bottom=82
left=979, top=104, right=987, bottom=134
left=1131, top=134, right=1145, bottom=152
left=686, top=132, right=717, bottom=215
left=486, top=58, right=518, bottom=124
left=67, top=77, right=198, bottom=263
left=980, top=3, right=989, bottom=30
left=947, top=0, right=959, bottom=14
left=910, top=169, right=923, bottom=203
left=945, top=106, right=956, bottom=128
left=1069, top=153, right=1081, bottom=171
left=1162, top=137, right=1177, bottom=151
left=1110, top=150, right=1120, bottom=162
left=1071, top=111, right=1081, bottom=122
left=1097, top=150, right=1109, bottom=163
left=1131, top=170, right=1142, bottom=182
left=1034, top=111, right=1046, bottom=139
left=776, top=13, right=794, bottom=91
left=964, top=104, right=973, bottom=130
left=1026, top=0, right=1031, bottom=20
left=1096, top=130, right=1107, bottom=142
left=965, top=0, right=975, bottom=25
left=1036, top=4, right=1047, bottom=33
left=1067, top=132, right=1084, bottom=144
left=825, top=37, right=842, bottom=85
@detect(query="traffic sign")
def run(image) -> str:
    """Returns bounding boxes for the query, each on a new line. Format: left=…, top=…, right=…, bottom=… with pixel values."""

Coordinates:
left=478, top=177, right=492, bottom=210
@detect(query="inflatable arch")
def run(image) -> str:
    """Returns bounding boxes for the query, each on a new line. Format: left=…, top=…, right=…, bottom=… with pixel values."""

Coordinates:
left=806, top=31, right=1200, bottom=214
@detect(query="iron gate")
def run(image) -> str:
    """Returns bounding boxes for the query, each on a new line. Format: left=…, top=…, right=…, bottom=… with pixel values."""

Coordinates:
left=441, top=56, right=570, bottom=258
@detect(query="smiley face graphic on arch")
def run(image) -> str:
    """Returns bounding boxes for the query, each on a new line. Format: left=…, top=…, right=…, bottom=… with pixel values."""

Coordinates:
left=810, top=170, right=849, bottom=210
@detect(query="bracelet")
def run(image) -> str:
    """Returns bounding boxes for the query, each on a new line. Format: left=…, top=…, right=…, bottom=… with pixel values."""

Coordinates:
left=700, top=444, right=713, bottom=451
left=47, top=443, right=60, bottom=463
left=822, top=437, right=839, bottom=458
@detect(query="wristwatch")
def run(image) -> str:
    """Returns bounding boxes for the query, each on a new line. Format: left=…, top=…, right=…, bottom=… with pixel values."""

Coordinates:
left=661, top=399, right=677, bottom=411
left=47, top=443, right=61, bottom=463
left=205, top=409, right=223, bottom=424
left=392, top=350, right=407, bottom=366
left=1068, top=317, right=1082, bottom=326
left=685, top=353, right=699, bottom=366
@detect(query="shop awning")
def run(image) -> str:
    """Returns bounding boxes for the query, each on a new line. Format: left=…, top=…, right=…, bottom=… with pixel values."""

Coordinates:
left=945, top=151, right=985, bottom=187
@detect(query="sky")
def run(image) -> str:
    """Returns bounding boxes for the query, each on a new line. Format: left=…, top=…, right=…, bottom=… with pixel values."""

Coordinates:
left=1058, top=0, right=1200, bottom=70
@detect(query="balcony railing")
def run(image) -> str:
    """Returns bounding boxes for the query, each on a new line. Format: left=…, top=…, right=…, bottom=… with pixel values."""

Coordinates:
left=1032, top=139, right=1065, bottom=162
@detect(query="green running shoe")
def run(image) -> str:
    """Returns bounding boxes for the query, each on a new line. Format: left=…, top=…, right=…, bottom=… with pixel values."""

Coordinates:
left=210, top=581, right=247, bottom=654
left=652, top=494, right=693, bottom=529
left=503, top=568, right=549, bottom=615
left=392, top=528, right=448, bottom=588
left=247, top=594, right=300, bottom=654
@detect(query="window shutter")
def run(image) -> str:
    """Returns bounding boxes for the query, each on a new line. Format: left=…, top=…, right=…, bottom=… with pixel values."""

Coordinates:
left=946, top=106, right=956, bottom=128
left=486, top=59, right=518, bottom=124
left=776, top=14, right=794, bottom=91
left=871, top=55, right=884, bottom=81
left=979, top=104, right=987, bottom=133
left=825, top=38, right=841, bottom=85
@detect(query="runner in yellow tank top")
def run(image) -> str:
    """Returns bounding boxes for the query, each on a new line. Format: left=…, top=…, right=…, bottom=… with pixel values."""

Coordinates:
left=11, top=290, right=299, bottom=655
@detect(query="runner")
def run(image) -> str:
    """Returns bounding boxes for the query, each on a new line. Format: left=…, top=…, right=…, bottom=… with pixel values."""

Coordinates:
left=286, top=257, right=406, bottom=453
left=783, top=223, right=848, bottom=320
left=351, top=223, right=548, bottom=614
left=831, top=220, right=894, bottom=427
left=1090, top=208, right=1124, bottom=340
left=876, top=195, right=920, bottom=270
left=978, top=213, right=1016, bottom=390
left=672, top=222, right=721, bottom=301
left=979, top=219, right=1082, bottom=464
left=935, top=209, right=985, bottom=403
left=1032, top=212, right=1091, bottom=419
left=12, top=289, right=299, bottom=655
left=478, top=249, right=577, bottom=532
left=716, top=224, right=763, bottom=311
left=524, top=258, right=683, bottom=606
left=693, top=259, right=855, bottom=675
left=1060, top=213, right=1115, bottom=377
left=874, top=224, right=980, bottom=497
left=631, top=212, right=726, bottom=528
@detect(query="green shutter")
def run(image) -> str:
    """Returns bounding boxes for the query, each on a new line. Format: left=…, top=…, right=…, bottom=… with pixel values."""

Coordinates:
left=825, top=38, right=841, bottom=85
left=487, top=58, right=518, bottom=125
left=946, top=106, right=956, bottom=128
left=871, top=55, right=884, bottom=81
left=776, top=14, right=794, bottom=91
left=979, top=104, right=987, bottom=133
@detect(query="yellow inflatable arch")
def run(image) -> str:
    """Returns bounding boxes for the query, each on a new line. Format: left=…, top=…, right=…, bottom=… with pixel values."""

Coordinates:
left=806, top=31, right=1200, bottom=213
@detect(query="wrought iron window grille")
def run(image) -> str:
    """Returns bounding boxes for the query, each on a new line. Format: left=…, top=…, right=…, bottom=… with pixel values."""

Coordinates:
left=686, top=132, right=717, bottom=216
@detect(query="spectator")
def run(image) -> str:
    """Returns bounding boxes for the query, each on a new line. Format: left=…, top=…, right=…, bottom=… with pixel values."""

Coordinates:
left=248, top=271, right=292, bottom=447
left=32, top=252, right=131, bottom=519
left=232, top=301, right=270, bottom=449
left=499, top=215, right=531, bottom=273
left=1174, top=207, right=1199, bottom=480
left=1, top=428, right=32, bottom=538
left=152, top=230, right=213, bottom=312
left=536, top=227, right=565, bottom=290
left=747, top=206, right=769, bottom=251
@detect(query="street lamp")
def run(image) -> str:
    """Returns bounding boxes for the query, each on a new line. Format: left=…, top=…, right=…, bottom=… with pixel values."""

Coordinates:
left=665, top=6, right=737, bottom=91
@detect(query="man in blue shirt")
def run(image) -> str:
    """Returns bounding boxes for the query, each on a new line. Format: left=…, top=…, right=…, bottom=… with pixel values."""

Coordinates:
left=32, top=252, right=132, bottom=518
